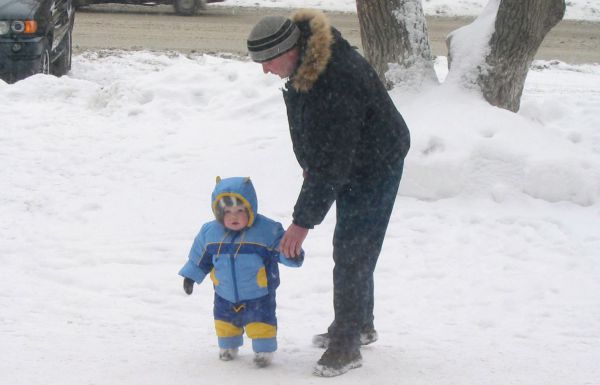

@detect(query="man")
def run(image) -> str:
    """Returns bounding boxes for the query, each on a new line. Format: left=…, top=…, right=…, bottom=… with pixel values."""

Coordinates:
left=247, top=10, right=410, bottom=377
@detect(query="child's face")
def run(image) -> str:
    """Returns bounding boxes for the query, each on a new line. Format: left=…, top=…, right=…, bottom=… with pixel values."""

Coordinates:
left=223, top=204, right=249, bottom=231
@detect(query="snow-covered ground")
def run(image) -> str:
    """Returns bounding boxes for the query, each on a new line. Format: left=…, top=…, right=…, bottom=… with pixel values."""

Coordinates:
left=1, top=1, right=599, bottom=385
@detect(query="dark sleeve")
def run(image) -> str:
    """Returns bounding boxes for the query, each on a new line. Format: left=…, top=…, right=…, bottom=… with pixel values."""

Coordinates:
left=292, top=68, right=366, bottom=228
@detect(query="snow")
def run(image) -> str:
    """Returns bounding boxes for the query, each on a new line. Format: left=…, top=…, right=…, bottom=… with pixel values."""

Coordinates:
left=444, top=0, right=499, bottom=88
left=222, top=0, right=600, bottom=22
left=1, top=1, right=599, bottom=385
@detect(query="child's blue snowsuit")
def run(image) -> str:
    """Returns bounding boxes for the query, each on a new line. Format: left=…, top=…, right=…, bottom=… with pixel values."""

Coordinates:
left=179, top=177, right=303, bottom=353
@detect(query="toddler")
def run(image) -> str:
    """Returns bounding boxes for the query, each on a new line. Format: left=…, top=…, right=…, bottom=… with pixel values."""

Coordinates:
left=179, top=176, right=303, bottom=367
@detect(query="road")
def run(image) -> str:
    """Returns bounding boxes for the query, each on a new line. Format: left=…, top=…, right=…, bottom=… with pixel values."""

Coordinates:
left=73, top=4, right=600, bottom=64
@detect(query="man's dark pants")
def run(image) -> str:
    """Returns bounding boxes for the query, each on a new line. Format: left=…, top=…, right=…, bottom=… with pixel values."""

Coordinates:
left=328, top=159, right=405, bottom=351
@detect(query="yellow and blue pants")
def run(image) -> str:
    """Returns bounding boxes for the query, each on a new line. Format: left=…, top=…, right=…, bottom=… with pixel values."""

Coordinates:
left=213, top=293, right=277, bottom=353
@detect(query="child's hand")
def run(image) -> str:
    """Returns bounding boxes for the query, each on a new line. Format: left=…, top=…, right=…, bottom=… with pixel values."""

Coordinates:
left=183, top=278, right=195, bottom=295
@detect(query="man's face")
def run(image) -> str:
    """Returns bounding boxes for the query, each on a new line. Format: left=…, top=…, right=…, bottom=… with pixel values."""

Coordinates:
left=223, top=204, right=249, bottom=231
left=261, top=48, right=299, bottom=79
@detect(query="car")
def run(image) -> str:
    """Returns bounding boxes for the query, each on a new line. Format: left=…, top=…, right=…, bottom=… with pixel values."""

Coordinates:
left=0, top=0, right=74, bottom=83
left=75, top=0, right=225, bottom=16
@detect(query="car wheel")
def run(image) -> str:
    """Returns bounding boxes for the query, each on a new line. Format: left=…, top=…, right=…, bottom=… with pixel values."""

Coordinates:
left=52, top=28, right=72, bottom=76
left=174, top=0, right=198, bottom=16
left=40, top=40, right=51, bottom=75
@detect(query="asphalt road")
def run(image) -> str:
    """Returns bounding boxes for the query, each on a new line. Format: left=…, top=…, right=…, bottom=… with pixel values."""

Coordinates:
left=73, top=4, right=600, bottom=64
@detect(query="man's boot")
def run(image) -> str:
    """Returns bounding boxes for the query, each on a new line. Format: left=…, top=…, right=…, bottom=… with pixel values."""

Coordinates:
left=313, top=347, right=362, bottom=377
left=312, top=326, right=378, bottom=349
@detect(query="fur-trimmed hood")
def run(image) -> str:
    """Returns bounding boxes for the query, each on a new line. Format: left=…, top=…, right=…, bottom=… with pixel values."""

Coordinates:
left=290, top=9, right=333, bottom=93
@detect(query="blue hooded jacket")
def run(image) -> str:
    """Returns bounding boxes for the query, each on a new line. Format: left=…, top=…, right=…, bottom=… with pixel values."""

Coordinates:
left=179, top=177, right=303, bottom=303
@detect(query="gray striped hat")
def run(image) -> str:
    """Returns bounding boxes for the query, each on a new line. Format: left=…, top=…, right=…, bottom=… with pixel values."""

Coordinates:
left=247, top=15, right=300, bottom=63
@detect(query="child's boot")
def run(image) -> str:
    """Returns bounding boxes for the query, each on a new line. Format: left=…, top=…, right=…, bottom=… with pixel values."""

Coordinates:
left=219, top=348, right=238, bottom=361
left=253, top=352, right=273, bottom=367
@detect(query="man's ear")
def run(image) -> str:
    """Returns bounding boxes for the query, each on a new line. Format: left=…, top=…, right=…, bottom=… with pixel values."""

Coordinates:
left=216, top=176, right=222, bottom=184
left=243, top=177, right=251, bottom=184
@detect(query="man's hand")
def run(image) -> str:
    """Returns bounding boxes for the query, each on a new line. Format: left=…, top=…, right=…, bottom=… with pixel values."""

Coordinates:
left=280, top=223, right=309, bottom=258
left=183, top=278, right=195, bottom=295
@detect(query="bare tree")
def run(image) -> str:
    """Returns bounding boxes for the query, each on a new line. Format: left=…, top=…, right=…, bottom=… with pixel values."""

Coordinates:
left=356, top=0, right=437, bottom=90
left=446, top=0, right=565, bottom=111
left=357, top=0, right=565, bottom=111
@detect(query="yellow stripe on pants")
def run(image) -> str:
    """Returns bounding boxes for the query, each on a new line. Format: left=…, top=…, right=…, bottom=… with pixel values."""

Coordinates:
left=215, top=320, right=243, bottom=337
left=246, top=322, right=277, bottom=339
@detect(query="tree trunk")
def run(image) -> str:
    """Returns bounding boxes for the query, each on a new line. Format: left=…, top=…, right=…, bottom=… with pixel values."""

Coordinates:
left=447, top=0, right=565, bottom=112
left=356, top=0, right=437, bottom=90
left=481, top=0, right=565, bottom=111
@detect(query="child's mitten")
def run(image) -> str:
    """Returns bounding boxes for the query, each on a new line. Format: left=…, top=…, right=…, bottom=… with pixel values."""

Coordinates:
left=183, top=277, right=194, bottom=295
